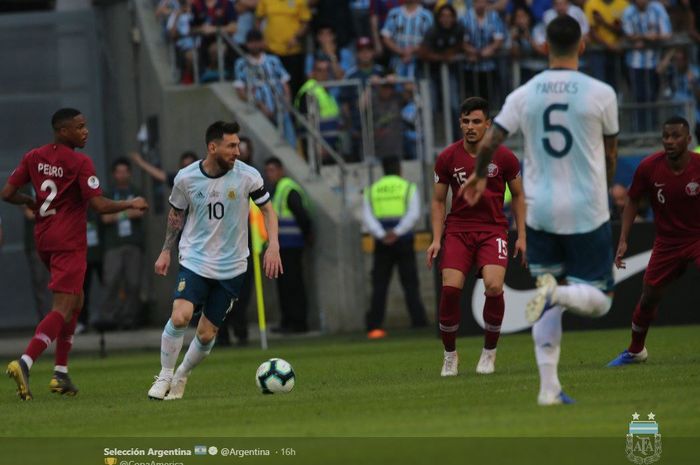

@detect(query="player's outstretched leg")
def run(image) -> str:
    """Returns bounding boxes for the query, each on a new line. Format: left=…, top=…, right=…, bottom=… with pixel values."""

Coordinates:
left=166, top=335, right=215, bottom=400
left=532, top=305, right=574, bottom=406
left=439, top=285, right=461, bottom=377
left=50, top=308, right=80, bottom=396
left=149, top=318, right=186, bottom=400
left=608, top=287, right=659, bottom=367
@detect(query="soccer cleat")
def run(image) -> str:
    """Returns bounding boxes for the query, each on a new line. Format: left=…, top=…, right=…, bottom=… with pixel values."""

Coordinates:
left=607, top=347, right=648, bottom=367
left=441, top=351, right=459, bottom=377
left=476, top=348, right=497, bottom=374
left=526, top=274, right=558, bottom=324
left=147, top=374, right=172, bottom=400
left=49, top=371, right=79, bottom=396
left=538, top=390, right=575, bottom=406
left=6, top=359, right=32, bottom=401
left=367, top=329, right=387, bottom=340
left=164, top=376, right=188, bottom=400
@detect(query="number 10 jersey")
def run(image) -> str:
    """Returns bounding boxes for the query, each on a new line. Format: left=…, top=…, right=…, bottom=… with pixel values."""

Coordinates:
left=169, top=160, right=270, bottom=280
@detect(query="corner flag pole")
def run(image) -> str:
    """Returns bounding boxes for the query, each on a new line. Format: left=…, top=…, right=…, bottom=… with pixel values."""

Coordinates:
left=250, top=200, right=268, bottom=350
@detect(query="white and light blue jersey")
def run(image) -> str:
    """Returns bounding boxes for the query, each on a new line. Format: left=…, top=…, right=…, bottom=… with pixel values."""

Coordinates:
left=621, top=2, right=671, bottom=70
left=169, top=160, right=270, bottom=280
left=494, top=69, right=619, bottom=235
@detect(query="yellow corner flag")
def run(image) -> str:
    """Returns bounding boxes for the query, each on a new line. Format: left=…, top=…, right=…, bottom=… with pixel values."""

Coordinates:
left=250, top=200, right=269, bottom=349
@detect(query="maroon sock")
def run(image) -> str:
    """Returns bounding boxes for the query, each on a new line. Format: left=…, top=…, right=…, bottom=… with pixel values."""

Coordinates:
left=628, top=301, right=657, bottom=353
left=24, top=311, right=65, bottom=362
left=55, top=309, right=80, bottom=367
left=439, top=286, right=462, bottom=352
left=483, top=292, right=505, bottom=350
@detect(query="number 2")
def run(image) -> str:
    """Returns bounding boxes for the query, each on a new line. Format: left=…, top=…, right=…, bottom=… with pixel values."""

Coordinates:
left=39, top=179, right=57, bottom=217
left=542, top=104, right=573, bottom=158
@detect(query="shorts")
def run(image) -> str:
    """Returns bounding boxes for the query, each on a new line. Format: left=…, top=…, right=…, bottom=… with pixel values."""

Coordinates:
left=440, top=230, right=509, bottom=276
left=173, top=266, right=245, bottom=328
left=644, top=237, right=700, bottom=287
left=526, top=222, right=614, bottom=292
left=38, top=249, right=87, bottom=295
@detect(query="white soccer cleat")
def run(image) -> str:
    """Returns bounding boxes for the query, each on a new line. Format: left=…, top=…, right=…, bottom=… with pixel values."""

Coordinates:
left=526, top=274, right=558, bottom=324
left=441, top=351, right=459, bottom=377
left=164, top=375, right=188, bottom=400
left=476, top=348, right=497, bottom=374
left=147, top=374, right=172, bottom=400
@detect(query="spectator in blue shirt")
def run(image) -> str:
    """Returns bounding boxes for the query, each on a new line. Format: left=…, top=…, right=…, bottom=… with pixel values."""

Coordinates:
left=622, top=0, right=672, bottom=132
left=658, top=47, right=700, bottom=142
left=462, top=0, right=506, bottom=104
left=381, top=0, right=434, bottom=77
left=234, top=30, right=296, bottom=147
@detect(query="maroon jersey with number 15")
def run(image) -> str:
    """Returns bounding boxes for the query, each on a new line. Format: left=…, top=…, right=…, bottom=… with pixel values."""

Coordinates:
left=8, top=143, right=103, bottom=252
left=434, top=140, right=520, bottom=234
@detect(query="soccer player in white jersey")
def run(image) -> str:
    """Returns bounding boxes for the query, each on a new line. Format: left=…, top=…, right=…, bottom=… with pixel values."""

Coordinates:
left=461, top=16, right=619, bottom=406
left=148, top=121, right=282, bottom=400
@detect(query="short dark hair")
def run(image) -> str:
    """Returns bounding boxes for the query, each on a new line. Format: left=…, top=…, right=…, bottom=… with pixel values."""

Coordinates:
left=205, top=121, right=240, bottom=145
left=381, top=156, right=401, bottom=176
left=546, top=15, right=581, bottom=57
left=246, top=29, right=263, bottom=42
left=51, top=108, right=82, bottom=130
left=663, top=115, right=690, bottom=131
left=460, top=97, right=490, bottom=118
left=179, top=151, right=198, bottom=163
left=435, top=3, right=457, bottom=21
left=111, top=157, right=131, bottom=172
left=264, top=156, right=283, bottom=168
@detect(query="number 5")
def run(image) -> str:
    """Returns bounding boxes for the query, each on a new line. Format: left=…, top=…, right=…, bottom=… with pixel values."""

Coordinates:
left=542, top=104, right=573, bottom=158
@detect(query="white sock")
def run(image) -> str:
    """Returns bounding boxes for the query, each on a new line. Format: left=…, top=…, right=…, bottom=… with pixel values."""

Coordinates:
left=161, top=319, right=186, bottom=375
left=54, top=365, right=68, bottom=374
left=555, top=283, right=611, bottom=318
left=175, top=335, right=215, bottom=378
left=532, top=305, right=563, bottom=396
left=21, top=355, right=34, bottom=370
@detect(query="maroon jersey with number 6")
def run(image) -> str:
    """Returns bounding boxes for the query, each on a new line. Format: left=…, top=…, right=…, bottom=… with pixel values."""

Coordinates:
left=434, top=140, right=520, bottom=234
left=628, top=152, right=700, bottom=243
left=8, top=143, right=103, bottom=252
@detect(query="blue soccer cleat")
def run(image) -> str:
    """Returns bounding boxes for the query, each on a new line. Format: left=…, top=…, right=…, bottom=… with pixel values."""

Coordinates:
left=538, top=390, right=576, bottom=406
left=607, top=348, right=648, bottom=367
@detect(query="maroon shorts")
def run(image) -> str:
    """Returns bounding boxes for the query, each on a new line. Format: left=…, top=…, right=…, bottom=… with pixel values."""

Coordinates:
left=440, top=230, right=509, bottom=276
left=644, top=238, right=700, bottom=287
left=38, top=249, right=87, bottom=295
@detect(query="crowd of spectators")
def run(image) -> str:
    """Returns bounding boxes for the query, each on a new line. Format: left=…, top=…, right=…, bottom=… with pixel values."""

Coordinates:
left=153, top=0, right=700, bottom=161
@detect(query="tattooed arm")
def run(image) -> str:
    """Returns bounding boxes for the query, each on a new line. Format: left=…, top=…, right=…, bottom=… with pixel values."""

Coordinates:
left=154, top=207, right=185, bottom=276
left=459, top=125, right=509, bottom=206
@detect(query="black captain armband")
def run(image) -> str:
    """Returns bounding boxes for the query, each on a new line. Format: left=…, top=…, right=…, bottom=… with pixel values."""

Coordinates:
left=250, top=186, right=270, bottom=206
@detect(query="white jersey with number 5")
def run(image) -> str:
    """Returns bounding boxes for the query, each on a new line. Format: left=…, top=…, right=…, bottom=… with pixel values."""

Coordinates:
left=169, top=160, right=270, bottom=280
left=494, top=69, right=619, bottom=234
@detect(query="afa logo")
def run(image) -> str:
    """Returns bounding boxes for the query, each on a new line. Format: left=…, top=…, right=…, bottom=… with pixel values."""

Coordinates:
left=227, top=189, right=237, bottom=200
left=177, top=278, right=186, bottom=292
left=626, top=412, right=661, bottom=464
left=685, top=182, right=699, bottom=197
left=487, top=163, right=499, bottom=178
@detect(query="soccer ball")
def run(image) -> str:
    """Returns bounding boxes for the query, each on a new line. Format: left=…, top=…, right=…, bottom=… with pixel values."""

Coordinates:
left=255, top=358, right=295, bottom=394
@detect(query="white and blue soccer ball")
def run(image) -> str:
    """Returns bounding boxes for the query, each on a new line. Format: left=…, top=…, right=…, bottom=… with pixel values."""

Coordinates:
left=255, top=358, right=295, bottom=394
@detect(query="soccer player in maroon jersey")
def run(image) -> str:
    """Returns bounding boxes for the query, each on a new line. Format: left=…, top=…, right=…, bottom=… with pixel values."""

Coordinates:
left=608, top=116, right=700, bottom=366
left=1, top=108, right=148, bottom=400
left=427, top=97, right=526, bottom=376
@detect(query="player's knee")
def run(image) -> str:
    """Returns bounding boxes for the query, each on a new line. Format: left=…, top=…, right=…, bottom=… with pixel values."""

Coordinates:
left=483, top=281, right=504, bottom=296
left=196, top=327, right=217, bottom=345
left=170, top=311, right=191, bottom=328
left=594, top=296, right=613, bottom=317
left=639, top=287, right=661, bottom=310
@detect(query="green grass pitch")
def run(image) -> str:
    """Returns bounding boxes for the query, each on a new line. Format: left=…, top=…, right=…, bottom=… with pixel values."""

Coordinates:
left=2, top=325, right=698, bottom=437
